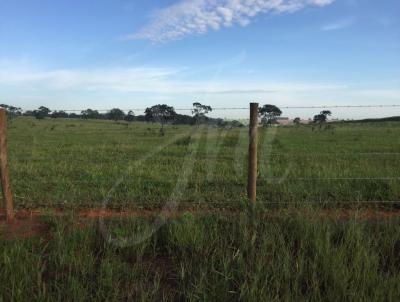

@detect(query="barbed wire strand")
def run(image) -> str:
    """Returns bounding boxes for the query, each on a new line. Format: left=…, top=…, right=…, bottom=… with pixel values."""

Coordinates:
left=45, top=104, right=400, bottom=112
left=12, top=177, right=400, bottom=185
left=11, top=199, right=400, bottom=205
left=10, top=151, right=400, bottom=157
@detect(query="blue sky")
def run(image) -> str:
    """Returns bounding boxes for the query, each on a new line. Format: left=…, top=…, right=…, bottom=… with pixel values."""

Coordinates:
left=0, top=0, right=399, bottom=119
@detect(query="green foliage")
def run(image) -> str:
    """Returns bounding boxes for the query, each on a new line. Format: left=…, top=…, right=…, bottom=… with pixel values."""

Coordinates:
left=51, top=110, right=68, bottom=118
left=0, top=212, right=399, bottom=300
left=314, top=110, right=332, bottom=123
left=81, top=109, right=100, bottom=119
left=107, top=108, right=125, bottom=121
left=0, top=104, right=22, bottom=118
left=33, top=106, right=51, bottom=120
left=259, top=104, right=282, bottom=126
left=192, top=102, right=212, bottom=123
left=124, top=110, right=135, bottom=122
left=145, top=104, right=176, bottom=124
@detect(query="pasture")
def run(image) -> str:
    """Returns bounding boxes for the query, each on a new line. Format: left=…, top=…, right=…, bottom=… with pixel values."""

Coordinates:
left=6, top=117, right=400, bottom=209
left=1, top=117, right=400, bottom=300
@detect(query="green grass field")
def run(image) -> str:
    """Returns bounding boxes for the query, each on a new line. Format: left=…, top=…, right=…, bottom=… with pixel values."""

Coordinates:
left=6, top=117, right=400, bottom=209
left=1, top=117, right=400, bottom=300
left=1, top=211, right=400, bottom=301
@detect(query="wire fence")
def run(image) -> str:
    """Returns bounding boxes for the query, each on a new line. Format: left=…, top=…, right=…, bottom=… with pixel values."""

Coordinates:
left=2, top=103, right=400, bottom=213
left=49, top=104, right=400, bottom=112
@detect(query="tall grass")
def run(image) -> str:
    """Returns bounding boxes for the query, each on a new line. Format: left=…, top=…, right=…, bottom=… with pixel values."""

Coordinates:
left=1, top=210, right=399, bottom=301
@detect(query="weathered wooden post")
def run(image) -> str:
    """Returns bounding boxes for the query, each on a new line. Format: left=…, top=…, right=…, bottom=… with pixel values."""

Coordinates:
left=247, top=102, right=258, bottom=204
left=0, top=108, right=14, bottom=222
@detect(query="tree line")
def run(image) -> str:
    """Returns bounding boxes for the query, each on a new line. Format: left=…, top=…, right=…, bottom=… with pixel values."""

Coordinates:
left=0, top=103, right=245, bottom=128
left=257, top=104, right=332, bottom=126
left=1, top=103, right=332, bottom=127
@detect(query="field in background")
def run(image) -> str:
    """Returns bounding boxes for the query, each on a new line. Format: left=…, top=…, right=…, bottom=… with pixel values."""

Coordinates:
left=2, top=117, right=400, bottom=300
left=6, top=117, right=400, bottom=209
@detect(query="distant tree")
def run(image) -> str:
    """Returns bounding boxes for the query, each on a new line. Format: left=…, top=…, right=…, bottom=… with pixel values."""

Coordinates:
left=313, top=114, right=324, bottom=123
left=0, top=104, right=22, bottom=115
left=124, top=110, right=135, bottom=122
left=145, top=104, right=176, bottom=134
left=192, top=102, right=212, bottom=124
left=81, top=109, right=100, bottom=119
left=259, top=104, right=282, bottom=126
left=313, top=110, right=332, bottom=123
left=230, top=120, right=245, bottom=128
left=293, top=117, right=301, bottom=125
left=172, top=114, right=193, bottom=125
left=39, top=106, right=51, bottom=115
left=135, top=115, right=146, bottom=122
left=51, top=110, right=69, bottom=118
left=107, top=108, right=125, bottom=121
left=34, top=111, right=44, bottom=119
left=0, top=104, right=22, bottom=122
left=34, top=106, right=51, bottom=119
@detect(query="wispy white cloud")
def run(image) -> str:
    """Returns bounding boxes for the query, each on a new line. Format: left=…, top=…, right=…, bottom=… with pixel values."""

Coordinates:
left=0, top=62, right=344, bottom=95
left=2, top=61, right=399, bottom=120
left=321, top=17, right=355, bottom=31
left=125, top=0, right=335, bottom=42
left=0, top=66, right=180, bottom=92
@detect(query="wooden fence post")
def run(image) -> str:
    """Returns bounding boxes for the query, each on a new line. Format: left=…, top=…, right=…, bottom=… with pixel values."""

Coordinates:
left=247, top=102, right=258, bottom=204
left=0, top=108, right=14, bottom=222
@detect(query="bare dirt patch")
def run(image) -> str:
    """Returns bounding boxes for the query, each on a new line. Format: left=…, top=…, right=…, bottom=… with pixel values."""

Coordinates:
left=1, top=208, right=400, bottom=240
left=0, top=216, right=49, bottom=240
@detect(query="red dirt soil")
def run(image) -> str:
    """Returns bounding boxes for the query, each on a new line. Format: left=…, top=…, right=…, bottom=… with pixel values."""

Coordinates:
left=1, top=208, right=400, bottom=239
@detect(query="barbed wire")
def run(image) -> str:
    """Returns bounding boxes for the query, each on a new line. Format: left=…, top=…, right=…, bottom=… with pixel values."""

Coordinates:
left=46, top=104, right=400, bottom=112
left=10, top=198, right=400, bottom=206
left=8, top=151, right=400, bottom=162
left=267, top=152, right=400, bottom=156
left=12, top=177, right=400, bottom=184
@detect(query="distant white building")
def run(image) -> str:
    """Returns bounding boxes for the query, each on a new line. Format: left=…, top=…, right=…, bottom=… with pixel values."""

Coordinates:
left=259, top=117, right=313, bottom=126
left=276, top=117, right=291, bottom=125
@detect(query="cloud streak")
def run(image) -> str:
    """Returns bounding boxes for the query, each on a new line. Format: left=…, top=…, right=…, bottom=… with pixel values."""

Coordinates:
left=126, top=0, right=335, bottom=42
left=2, top=62, right=399, bottom=119
left=321, top=17, right=355, bottom=31
left=0, top=67, right=179, bottom=92
left=0, top=64, right=345, bottom=95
